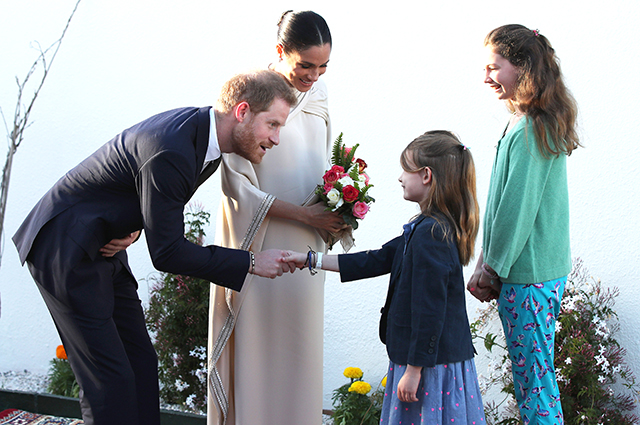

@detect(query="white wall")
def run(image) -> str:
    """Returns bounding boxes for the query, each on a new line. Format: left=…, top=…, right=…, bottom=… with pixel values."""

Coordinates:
left=1, top=0, right=639, bottom=413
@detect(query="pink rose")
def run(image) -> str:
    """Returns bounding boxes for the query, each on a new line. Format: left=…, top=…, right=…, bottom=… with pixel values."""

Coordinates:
left=352, top=201, right=369, bottom=219
left=323, top=182, right=334, bottom=194
left=330, top=165, right=345, bottom=174
left=342, top=185, right=359, bottom=203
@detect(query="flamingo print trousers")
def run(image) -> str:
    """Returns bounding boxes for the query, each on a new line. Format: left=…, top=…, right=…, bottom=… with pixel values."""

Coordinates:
left=497, top=277, right=566, bottom=425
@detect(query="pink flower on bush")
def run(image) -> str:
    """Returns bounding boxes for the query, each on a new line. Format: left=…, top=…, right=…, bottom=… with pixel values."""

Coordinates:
left=352, top=201, right=369, bottom=219
left=342, top=185, right=360, bottom=203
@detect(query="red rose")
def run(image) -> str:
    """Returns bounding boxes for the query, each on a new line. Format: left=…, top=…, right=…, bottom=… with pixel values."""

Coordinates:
left=323, top=170, right=339, bottom=183
left=330, top=165, right=345, bottom=173
left=342, top=185, right=359, bottom=203
left=355, top=158, right=367, bottom=173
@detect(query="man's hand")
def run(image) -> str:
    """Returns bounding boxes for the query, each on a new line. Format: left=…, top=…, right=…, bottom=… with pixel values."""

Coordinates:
left=100, top=231, right=140, bottom=257
left=252, top=249, right=297, bottom=278
left=280, top=251, right=308, bottom=270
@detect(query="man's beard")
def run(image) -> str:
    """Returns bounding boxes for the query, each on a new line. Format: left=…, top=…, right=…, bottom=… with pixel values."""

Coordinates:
left=231, top=119, right=263, bottom=164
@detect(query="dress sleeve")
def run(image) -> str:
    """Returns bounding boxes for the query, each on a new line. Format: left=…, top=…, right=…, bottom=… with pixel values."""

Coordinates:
left=217, top=153, right=275, bottom=251
left=484, top=125, right=557, bottom=278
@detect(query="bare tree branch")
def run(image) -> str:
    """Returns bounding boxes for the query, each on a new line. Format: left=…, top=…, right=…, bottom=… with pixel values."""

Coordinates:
left=0, top=0, right=82, bottom=271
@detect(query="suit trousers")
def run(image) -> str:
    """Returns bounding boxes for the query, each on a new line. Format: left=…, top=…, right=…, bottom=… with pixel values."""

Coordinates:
left=26, top=214, right=160, bottom=425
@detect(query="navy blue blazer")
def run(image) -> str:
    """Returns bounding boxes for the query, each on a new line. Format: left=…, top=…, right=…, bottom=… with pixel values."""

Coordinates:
left=13, top=107, right=248, bottom=291
left=338, top=215, right=475, bottom=367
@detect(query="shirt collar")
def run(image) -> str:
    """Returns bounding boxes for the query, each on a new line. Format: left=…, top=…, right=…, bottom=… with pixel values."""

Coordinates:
left=205, top=108, right=221, bottom=162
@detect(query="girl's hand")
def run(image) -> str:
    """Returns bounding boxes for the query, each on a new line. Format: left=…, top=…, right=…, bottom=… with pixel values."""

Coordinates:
left=466, top=252, right=501, bottom=302
left=397, top=365, right=422, bottom=403
left=467, top=270, right=500, bottom=302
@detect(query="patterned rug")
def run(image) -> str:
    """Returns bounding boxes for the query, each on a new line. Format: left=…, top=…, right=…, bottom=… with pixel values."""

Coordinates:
left=0, top=409, right=83, bottom=424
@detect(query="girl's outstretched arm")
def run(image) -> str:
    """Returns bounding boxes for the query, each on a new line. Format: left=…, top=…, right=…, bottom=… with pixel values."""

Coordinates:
left=281, top=250, right=340, bottom=272
left=397, top=364, right=422, bottom=403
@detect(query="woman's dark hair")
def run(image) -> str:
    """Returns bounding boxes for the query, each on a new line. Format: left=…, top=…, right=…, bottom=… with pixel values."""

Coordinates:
left=277, top=10, right=332, bottom=54
left=485, top=24, right=580, bottom=157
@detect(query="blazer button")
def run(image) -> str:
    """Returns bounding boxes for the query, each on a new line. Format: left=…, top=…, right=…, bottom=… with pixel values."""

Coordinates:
left=429, top=342, right=436, bottom=347
left=430, top=335, right=437, bottom=341
left=428, top=349, right=434, bottom=354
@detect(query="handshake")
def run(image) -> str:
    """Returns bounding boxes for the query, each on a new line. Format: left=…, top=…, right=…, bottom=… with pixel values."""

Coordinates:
left=250, top=249, right=317, bottom=279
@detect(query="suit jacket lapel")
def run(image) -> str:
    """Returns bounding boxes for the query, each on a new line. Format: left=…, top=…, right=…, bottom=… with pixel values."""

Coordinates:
left=194, top=157, right=221, bottom=189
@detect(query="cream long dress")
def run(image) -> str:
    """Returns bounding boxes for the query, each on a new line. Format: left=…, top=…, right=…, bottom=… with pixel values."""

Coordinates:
left=207, top=79, right=331, bottom=425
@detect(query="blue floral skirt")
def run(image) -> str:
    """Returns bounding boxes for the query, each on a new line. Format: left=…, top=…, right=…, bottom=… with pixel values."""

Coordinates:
left=380, top=359, right=486, bottom=424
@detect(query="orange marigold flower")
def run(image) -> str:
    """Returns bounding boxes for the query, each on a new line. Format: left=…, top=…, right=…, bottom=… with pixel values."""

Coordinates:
left=56, top=344, right=67, bottom=360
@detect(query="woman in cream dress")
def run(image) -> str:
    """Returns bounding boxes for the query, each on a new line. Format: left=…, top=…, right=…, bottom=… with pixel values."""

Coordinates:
left=207, top=11, right=344, bottom=425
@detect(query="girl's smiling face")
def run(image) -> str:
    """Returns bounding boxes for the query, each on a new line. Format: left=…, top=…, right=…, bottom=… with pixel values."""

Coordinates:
left=484, top=47, right=519, bottom=101
left=275, top=43, right=331, bottom=92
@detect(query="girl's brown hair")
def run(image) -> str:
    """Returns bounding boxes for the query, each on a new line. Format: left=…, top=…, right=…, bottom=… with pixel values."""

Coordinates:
left=485, top=24, right=580, bottom=156
left=401, top=130, right=479, bottom=265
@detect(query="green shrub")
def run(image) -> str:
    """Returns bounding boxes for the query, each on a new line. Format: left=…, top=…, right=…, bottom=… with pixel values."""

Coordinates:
left=471, top=258, right=640, bottom=425
left=145, top=207, right=211, bottom=412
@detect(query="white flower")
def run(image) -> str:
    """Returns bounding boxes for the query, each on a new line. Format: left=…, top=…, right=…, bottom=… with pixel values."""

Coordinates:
left=185, top=394, right=197, bottom=408
left=555, top=321, right=562, bottom=332
left=194, top=368, right=207, bottom=384
left=175, top=379, right=189, bottom=391
left=326, top=188, right=343, bottom=208
left=598, top=375, right=606, bottom=383
left=189, top=346, right=206, bottom=360
left=565, top=357, right=572, bottom=364
left=338, top=175, right=354, bottom=188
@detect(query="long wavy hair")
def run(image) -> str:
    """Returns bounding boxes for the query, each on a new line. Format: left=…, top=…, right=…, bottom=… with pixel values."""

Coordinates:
left=485, top=24, right=580, bottom=156
left=401, top=131, right=479, bottom=266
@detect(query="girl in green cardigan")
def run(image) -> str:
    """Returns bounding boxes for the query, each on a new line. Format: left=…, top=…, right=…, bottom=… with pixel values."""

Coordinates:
left=468, top=24, right=580, bottom=425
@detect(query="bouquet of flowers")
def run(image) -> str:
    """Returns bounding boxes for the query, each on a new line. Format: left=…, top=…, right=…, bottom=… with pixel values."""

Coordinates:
left=316, top=133, right=374, bottom=251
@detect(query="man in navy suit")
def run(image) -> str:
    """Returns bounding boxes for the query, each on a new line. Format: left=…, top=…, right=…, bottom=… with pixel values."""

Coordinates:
left=12, top=70, right=297, bottom=425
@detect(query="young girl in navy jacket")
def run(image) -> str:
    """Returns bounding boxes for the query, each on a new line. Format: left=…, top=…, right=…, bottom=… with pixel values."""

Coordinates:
left=285, top=130, right=486, bottom=424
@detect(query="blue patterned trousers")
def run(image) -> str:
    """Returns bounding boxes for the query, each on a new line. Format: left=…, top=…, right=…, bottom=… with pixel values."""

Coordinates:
left=497, top=277, right=566, bottom=425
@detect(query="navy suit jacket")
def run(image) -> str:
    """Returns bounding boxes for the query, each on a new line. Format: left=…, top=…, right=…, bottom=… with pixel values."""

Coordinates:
left=338, top=215, right=475, bottom=367
left=13, top=107, right=248, bottom=291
